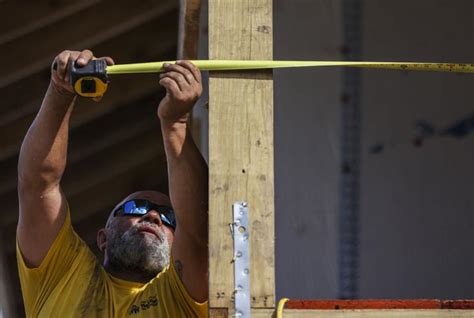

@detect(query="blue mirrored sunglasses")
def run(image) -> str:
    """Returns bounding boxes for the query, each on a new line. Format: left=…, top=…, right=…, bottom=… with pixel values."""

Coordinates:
left=113, top=199, right=176, bottom=230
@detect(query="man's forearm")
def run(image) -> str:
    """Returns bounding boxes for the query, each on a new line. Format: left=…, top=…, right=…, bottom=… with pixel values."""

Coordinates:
left=18, top=83, right=75, bottom=193
left=161, top=121, right=208, bottom=241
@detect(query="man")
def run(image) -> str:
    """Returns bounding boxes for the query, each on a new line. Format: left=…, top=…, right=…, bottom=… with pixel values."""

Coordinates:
left=16, top=49, right=209, bottom=317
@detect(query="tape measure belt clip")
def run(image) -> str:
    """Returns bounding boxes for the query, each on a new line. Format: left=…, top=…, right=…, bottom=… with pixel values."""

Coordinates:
left=71, top=59, right=109, bottom=97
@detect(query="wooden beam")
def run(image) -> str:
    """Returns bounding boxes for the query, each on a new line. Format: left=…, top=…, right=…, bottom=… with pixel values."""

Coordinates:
left=208, top=0, right=275, bottom=313
left=177, top=0, right=202, bottom=143
left=177, top=0, right=201, bottom=59
left=207, top=308, right=474, bottom=318
left=0, top=0, right=100, bottom=45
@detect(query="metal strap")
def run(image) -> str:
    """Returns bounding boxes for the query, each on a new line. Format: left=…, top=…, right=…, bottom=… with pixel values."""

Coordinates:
left=232, top=201, right=250, bottom=317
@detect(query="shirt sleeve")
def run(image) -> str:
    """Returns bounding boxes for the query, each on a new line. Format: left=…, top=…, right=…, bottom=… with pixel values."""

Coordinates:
left=16, top=210, right=89, bottom=316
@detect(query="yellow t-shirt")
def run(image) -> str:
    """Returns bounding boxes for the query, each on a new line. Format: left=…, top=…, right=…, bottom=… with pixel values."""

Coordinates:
left=17, top=212, right=208, bottom=317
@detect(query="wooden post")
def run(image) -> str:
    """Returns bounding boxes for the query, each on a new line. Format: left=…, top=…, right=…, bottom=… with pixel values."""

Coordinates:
left=177, top=0, right=201, bottom=60
left=208, top=0, right=274, bottom=316
left=177, top=0, right=202, bottom=141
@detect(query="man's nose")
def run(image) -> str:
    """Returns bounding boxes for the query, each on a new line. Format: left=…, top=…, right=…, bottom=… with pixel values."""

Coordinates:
left=141, top=210, right=163, bottom=226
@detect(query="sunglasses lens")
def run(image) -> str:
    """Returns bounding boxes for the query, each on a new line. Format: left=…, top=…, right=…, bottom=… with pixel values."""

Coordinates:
left=117, top=200, right=177, bottom=229
left=160, top=213, right=175, bottom=229
left=123, top=200, right=147, bottom=215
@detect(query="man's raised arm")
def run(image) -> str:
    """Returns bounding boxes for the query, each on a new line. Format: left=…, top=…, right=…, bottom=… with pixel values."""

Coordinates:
left=17, top=50, right=113, bottom=267
left=157, top=61, right=209, bottom=302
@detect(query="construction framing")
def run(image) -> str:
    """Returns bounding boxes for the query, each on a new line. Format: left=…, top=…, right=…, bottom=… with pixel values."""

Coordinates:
left=208, top=0, right=275, bottom=316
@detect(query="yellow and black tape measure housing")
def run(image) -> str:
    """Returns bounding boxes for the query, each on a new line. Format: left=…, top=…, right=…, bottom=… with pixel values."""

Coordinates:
left=71, top=59, right=108, bottom=97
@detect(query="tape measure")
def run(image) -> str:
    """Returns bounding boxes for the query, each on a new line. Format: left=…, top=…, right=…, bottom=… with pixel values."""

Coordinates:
left=70, top=59, right=108, bottom=97
left=71, top=59, right=474, bottom=97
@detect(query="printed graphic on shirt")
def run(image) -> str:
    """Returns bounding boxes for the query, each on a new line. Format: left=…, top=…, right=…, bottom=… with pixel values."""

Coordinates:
left=128, top=296, right=159, bottom=315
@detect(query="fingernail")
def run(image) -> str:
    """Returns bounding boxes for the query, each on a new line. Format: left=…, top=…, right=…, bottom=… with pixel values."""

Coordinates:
left=78, top=58, right=86, bottom=65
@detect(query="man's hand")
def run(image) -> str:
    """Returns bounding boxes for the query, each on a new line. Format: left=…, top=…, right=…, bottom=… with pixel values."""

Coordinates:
left=50, top=49, right=114, bottom=100
left=157, top=61, right=202, bottom=123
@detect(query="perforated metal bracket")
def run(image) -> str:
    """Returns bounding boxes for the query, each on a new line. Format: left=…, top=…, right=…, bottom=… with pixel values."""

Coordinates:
left=232, top=201, right=250, bottom=318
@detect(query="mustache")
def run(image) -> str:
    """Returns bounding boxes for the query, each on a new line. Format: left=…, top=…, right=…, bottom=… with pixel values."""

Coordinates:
left=128, top=221, right=164, bottom=238
left=132, top=221, right=160, bottom=230
left=132, top=221, right=159, bottom=231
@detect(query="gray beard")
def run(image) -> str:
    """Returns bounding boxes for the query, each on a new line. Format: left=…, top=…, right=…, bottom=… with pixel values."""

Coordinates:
left=106, top=222, right=170, bottom=278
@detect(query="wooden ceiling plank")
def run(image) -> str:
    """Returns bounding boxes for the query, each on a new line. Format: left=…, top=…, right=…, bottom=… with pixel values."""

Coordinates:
left=0, top=0, right=100, bottom=46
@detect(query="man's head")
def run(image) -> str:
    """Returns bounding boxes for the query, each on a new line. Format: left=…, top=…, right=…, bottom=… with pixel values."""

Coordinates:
left=97, top=191, right=175, bottom=281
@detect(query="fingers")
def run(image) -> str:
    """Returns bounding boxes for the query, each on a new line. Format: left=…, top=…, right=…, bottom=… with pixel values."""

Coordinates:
left=52, top=50, right=72, bottom=82
left=52, top=49, right=113, bottom=77
left=52, top=50, right=89, bottom=83
left=159, top=61, right=202, bottom=96
left=177, top=60, right=202, bottom=83
left=75, top=49, right=94, bottom=66
left=102, top=56, right=115, bottom=66
left=160, top=63, right=190, bottom=89
left=159, top=76, right=181, bottom=97
left=160, top=73, right=188, bottom=93
left=169, top=61, right=202, bottom=86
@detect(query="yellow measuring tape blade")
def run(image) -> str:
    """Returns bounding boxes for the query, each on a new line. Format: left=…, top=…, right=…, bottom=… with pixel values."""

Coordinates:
left=106, top=60, right=474, bottom=74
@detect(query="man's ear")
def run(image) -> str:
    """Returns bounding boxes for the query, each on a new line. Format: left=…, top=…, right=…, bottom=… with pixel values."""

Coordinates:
left=97, top=229, right=107, bottom=252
